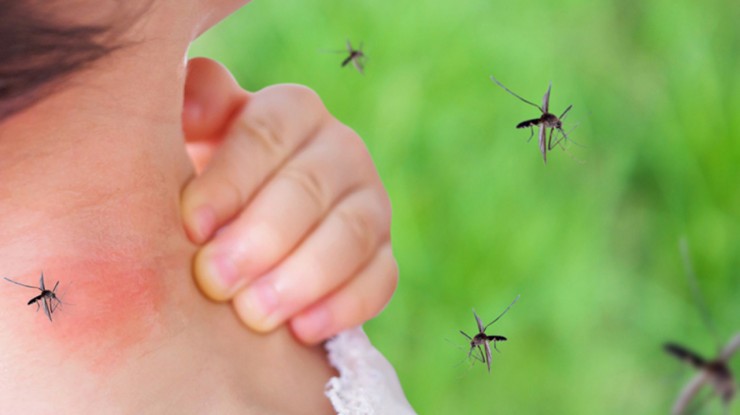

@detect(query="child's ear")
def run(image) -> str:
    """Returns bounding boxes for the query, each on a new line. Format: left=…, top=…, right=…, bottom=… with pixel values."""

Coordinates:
left=183, top=58, right=250, bottom=170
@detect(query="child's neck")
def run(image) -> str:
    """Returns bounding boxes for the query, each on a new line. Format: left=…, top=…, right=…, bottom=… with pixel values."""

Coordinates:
left=0, top=31, right=197, bottom=352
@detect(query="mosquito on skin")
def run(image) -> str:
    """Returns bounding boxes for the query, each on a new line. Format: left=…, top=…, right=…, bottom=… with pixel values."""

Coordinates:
left=490, top=75, right=573, bottom=164
left=4, top=272, right=62, bottom=322
left=664, top=239, right=739, bottom=414
left=460, top=294, right=520, bottom=373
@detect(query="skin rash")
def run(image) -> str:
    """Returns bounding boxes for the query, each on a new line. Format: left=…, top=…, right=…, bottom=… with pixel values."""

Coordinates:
left=2, top=256, right=174, bottom=373
left=0, top=169, right=194, bottom=374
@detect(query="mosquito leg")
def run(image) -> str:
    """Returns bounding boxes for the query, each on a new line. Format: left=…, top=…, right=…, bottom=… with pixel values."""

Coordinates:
left=549, top=128, right=567, bottom=150
left=484, top=294, right=520, bottom=329
left=477, top=345, right=486, bottom=365
left=559, top=104, right=573, bottom=121
left=3, top=277, right=41, bottom=290
left=489, top=75, right=544, bottom=112
left=465, top=344, right=484, bottom=363
left=679, top=239, right=722, bottom=347
left=526, top=127, right=534, bottom=142
left=470, top=347, right=485, bottom=363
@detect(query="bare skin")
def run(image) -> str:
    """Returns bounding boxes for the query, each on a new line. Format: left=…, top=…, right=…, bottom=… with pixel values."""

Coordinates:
left=0, top=0, right=338, bottom=412
left=181, top=59, right=396, bottom=344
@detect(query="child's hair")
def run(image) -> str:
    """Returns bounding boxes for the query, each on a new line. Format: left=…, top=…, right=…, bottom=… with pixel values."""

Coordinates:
left=0, top=1, right=141, bottom=122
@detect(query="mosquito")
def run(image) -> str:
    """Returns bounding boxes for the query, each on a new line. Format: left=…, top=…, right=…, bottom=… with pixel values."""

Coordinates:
left=664, top=238, right=739, bottom=414
left=490, top=75, right=573, bottom=164
left=340, top=40, right=365, bottom=75
left=460, top=294, right=520, bottom=373
left=4, top=272, right=62, bottom=322
left=664, top=336, right=739, bottom=415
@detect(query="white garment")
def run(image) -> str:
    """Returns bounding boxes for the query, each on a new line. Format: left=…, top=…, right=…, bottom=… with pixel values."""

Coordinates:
left=324, top=327, right=417, bottom=415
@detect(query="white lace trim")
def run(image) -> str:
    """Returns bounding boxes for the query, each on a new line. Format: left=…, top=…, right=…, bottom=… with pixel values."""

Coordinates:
left=324, top=327, right=417, bottom=415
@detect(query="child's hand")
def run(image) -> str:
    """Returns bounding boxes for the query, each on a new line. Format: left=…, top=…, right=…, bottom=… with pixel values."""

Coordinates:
left=180, top=58, right=397, bottom=344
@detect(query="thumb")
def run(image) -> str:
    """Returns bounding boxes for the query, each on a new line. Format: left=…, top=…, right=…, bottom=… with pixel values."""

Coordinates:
left=183, top=57, right=250, bottom=172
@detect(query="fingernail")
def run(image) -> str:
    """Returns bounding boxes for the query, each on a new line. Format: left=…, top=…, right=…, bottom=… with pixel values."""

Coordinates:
left=294, top=305, right=331, bottom=343
left=239, top=279, right=280, bottom=331
left=193, top=205, right=216, bottom=241
left=198, top=249, right=240, bottom=297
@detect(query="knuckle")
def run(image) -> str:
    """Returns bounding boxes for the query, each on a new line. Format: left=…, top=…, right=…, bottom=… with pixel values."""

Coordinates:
left=278, top=166, right=331, bottom=211
left=334, top=123, right=371, bottom=164
left=354, top=294, right=373, bottom=321
left=281, top=84, right=325, bottom=108
left=330, top=124, right=385, bottom=193
left=386, top=253, right=399, bottom=288
left=238, top=107, right=288, bottom=156
left=246, top=222, right=284, bottom=267
left=359, top=252, right=398, bottom=319
left=336, top=204, right=378, bottom=259
left=376, top=187, right=392, bottom=223
left=376, top=245, right=399, bottom=297
left=299, top=253, right=325, bottom=297
left=213, top=171, right=249, bottom=209
left=261, top=84, right=328, bottom=118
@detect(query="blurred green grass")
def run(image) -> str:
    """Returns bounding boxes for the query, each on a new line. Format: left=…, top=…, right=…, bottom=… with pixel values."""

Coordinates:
left=191, top=0, right=740, bottom=413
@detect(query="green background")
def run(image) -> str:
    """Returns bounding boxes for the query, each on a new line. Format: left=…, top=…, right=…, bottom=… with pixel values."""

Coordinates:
left=191, top=0, right=740, bottom=413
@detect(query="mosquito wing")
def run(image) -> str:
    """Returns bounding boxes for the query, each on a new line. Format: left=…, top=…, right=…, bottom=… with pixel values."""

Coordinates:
left=472, top=309, right=485, bottom=333
left=484, top=294, right=520, bottom=330
left=39, top=273, right=46, bottom=291
left=346, top=40, right=352, bottom=53
left=42, top=296, right=53, bottom=322
left=483, top=341, right=493, bottom=373
left=352, top=57, right=365, bottom=75
left=538, top=125, right=547, bottom=163
left=470, top=346, right=486, bottom=363
left=542, top=82, right=551, bottom=114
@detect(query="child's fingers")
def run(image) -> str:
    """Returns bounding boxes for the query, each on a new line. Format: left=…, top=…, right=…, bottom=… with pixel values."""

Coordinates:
left=231, top=186, right=391, bottom=333
left=181, top=84, right=330, bottom=243
left=193, top=122, right=375, bottom=300
left=289, top=242, right=398, bottom=345
left=180, top=67, right=399, bottom=338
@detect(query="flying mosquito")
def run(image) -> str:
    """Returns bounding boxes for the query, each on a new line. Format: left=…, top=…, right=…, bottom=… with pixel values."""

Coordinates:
left=340, top=40, right=365, bottom=75
left=664, top=336, right=739, bottom=415
left=4, top=272, right=62, bottom=322
left=490, top=75, right=573, bottom=164
left=460, top=294, right=520, bottom=373
left=664, top=238, right=739, bottom=414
